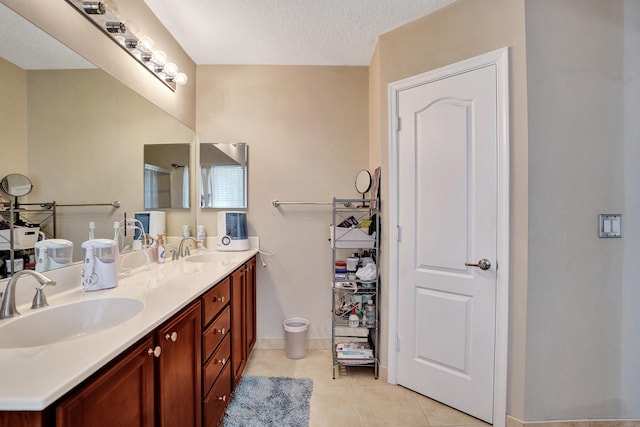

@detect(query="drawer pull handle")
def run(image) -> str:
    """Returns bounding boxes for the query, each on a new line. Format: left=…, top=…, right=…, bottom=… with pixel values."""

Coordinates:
left=213, top=296, right=225, bottom=303
left=216, top=358, right=227, bottom=365
left=217, top=395, right=227, bottom=402
left=147, top=346, right=162, bottom=358
left=165, top=332, right=178, bottom=342
left=215, top=328, right=226, bottom=335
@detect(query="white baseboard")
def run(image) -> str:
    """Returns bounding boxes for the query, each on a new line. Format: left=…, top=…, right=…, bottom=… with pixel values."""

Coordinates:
left=507, top=415, right=640, bottom=427
left=255, top=337, right=332, bottom=350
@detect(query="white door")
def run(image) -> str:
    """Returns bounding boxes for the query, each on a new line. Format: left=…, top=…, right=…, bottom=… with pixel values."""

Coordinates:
left=396, top=63, right=498, bottom=423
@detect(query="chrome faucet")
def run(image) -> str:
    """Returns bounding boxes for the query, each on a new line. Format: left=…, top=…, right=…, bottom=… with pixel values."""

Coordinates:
left=172, top=237, right=199, bottom=261
left=0, top=270, right=56, bottom=319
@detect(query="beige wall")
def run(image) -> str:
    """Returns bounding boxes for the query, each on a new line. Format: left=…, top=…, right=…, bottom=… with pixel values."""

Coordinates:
left=1, top=0, right=196, bottom=129
left=622, top=0, right=640, bottom=414
left=372, top=0, right=529, bottom=418
left=26, top=70, right=194, bottom=259
left=0, top=58, right=27, bottom=177
left=525, top=0, right=637, bottom=419
left=195, top=65, right=369, bottom=341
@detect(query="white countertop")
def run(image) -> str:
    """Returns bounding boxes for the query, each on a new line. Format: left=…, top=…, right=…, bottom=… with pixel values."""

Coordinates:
left=0, top=248, right=257, bottom=411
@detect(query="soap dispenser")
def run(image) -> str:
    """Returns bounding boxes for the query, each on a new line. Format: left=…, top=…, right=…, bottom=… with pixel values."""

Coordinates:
left=157, top=234, right=166, bottom=264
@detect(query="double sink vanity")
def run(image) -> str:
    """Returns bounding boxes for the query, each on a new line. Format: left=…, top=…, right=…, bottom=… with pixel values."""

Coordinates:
left=0, top=247, right=257, bottom=427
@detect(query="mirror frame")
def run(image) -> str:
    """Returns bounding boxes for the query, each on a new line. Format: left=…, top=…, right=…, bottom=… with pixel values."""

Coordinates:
left=0, top=173, right=33, bottom=197
left=355, top=170, right=372, bottom=194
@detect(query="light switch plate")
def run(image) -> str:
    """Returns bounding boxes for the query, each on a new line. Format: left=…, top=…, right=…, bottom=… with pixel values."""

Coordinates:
left=599, top=214, right=622, bottom=238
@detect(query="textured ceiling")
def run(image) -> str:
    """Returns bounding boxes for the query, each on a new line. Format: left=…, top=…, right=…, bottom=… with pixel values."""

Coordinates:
left=0, top=3, right=94, bottom=70
left=144, top=0, right=455, bottom=66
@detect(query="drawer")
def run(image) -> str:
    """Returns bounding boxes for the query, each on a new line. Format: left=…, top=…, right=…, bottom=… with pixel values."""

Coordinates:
left=203, top=334, right=231, bottom=397
left=202, top=276, right=230, bottom=327
left=203, top=362, right=231, bottom=427
left=202, top=306, right=231, bottom=362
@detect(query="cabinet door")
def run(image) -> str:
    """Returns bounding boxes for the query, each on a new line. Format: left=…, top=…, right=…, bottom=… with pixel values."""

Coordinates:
left=56, top=337, right=155, bottom=427
left=156, top=302, right=202, bottom=427
left=231, top=265, right=246, bottom=386
left=202, top=363, right=231, bottom=427
left=245, top=257, right=257, bottom=354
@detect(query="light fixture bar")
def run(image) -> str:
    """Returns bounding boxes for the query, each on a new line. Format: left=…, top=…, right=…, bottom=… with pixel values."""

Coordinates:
left=65, top=0, right=188, bottom=91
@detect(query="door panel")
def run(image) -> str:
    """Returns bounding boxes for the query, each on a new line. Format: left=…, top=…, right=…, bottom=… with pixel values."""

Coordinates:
left=396, top=64, right=497, bottom=423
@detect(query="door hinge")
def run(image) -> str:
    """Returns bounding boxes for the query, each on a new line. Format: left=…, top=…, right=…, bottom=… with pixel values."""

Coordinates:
left=395, top=116, right=401, bottom=131
left=395, top=225, right=401, bottom=242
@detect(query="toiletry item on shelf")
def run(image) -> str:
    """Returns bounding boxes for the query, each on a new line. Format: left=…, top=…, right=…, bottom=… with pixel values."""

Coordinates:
left=197, top=224, right=206, bottom=248
left=349, top=309, right=359, bottom=328
left=337, top=216, right=359, bottom=228
left=336, top=342, right=373, bottom=359
left=346, top=256, right=359, bottom=272
left=157, top=234, right=166, bottom=264
left=182, top=224, right=191, bottom=237
left=356, top=262, right=377, bottom=282
left=365, top=299, right=375, bottom=328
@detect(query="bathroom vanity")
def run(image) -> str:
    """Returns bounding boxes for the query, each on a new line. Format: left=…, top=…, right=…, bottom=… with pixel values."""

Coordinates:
left=0, top=250, right=257, bottom=427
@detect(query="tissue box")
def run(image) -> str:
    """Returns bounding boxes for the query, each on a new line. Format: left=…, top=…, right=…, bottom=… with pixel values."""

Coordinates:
left=0, top=226, right=40, bottom=250
left=330, top=226, right=375, bottom=249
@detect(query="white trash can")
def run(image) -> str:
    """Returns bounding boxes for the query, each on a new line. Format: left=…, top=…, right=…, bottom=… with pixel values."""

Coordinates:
left=283, top=317, right=309, bottom=359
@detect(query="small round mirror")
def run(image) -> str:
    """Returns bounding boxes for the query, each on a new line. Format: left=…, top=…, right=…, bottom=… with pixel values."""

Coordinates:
left=355, top=170, right=372, bottom=194
left=0, top=173, right=33, bottom=197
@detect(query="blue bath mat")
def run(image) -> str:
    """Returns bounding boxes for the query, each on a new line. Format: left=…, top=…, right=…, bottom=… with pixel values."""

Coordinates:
left=224, top=375, right=313, bottom=427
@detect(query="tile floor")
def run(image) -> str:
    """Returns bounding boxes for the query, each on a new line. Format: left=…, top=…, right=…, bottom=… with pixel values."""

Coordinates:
left=243, top=349, right=491, bottom=427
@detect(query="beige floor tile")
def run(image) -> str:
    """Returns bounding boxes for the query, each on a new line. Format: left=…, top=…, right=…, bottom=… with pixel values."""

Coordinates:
left=415, top=394, right=488, bottom=426
left=243, top=349, right=482, bottom=427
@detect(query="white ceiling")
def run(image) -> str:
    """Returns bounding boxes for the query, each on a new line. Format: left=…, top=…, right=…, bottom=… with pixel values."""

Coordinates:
left=0, top=3, right=94, bottom=70
left=144, top=0, right=455, bottom=66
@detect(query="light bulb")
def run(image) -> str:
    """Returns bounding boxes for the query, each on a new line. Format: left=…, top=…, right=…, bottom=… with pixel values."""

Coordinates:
left=175, top=73, right=188, bottom=85
left=163, top=62, right=178, bottom=77
left=151, top=50, right=167, bottom=66
left=137, top=36, right=154, bottom=53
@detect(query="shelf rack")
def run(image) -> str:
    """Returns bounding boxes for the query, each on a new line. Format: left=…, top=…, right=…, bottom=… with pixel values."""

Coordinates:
left=330, top=197, right=380, bottom=379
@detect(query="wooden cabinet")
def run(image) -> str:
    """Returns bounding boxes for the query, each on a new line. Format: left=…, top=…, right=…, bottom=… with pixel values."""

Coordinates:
left=155, top=302, right=201, bottom=427
left=56, top=302, right=201, bottom=427
left=245, top=257, right=257, bottom=355
left=231, top=256, right=257, bottom=387
left=201, top=277, right=232, bottom=427
left=56, top=336, right=156, bottom=427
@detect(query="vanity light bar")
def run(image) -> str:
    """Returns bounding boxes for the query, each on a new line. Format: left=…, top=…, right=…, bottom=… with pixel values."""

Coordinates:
left=65, top=0, right=188, bottom=91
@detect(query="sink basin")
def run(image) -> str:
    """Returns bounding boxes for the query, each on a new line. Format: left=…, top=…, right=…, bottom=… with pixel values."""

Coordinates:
left=185, top=253, right=233, bottom=264
left=0, top=297, right=144, bottom=349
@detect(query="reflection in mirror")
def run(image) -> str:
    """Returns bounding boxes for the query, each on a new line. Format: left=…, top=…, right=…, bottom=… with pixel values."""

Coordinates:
left=0, top=4, right=196, bottom=270
left=200, top=143, right=248, bottom=209
left=0, top=174, right=33, bottom=197
left=144, top=144, right=190, bottom=209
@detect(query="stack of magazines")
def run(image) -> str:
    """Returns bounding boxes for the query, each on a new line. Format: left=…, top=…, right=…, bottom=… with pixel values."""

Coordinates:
left=336, top=342, right=373, bottom=360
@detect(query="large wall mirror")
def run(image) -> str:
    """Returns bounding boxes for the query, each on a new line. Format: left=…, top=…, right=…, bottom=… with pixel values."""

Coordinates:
left=0, top=3, right=195, bottom=268
left=200, top=143, right=248, bottom=209
left=144, top=144, right=190, bottom=209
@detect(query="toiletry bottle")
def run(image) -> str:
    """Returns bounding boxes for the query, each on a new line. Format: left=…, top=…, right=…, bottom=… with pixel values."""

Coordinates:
left=157, top=234, right=166, bottom=264
left=349, top=305, right=359, bottom=328
left=365, top=299, right=375, bottom=327
left=197, top=224, right=206, bottom=249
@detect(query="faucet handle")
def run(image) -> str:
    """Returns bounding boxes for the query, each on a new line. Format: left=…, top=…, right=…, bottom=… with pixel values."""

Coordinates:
left=31, top=281, right=56, bottom=310
left=32, top=287, right=48, bottom=309
left=171, top=248, right=179, bottom=261
left=184, top=246, right=191, bottom=257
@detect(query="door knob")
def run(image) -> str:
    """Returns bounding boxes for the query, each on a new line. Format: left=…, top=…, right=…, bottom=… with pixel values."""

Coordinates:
left=465, top=259, right=491, bottom=270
